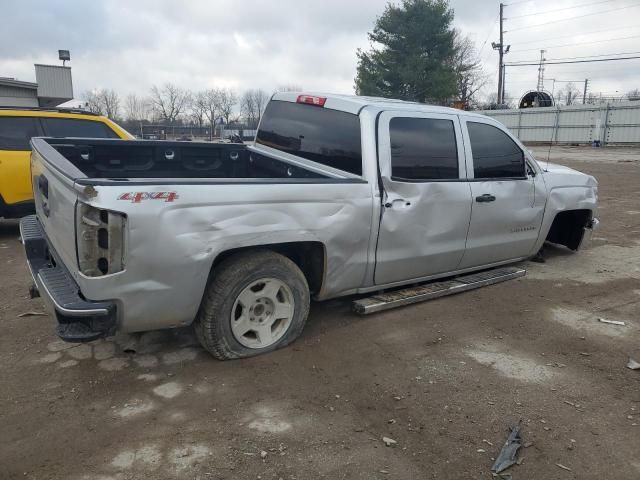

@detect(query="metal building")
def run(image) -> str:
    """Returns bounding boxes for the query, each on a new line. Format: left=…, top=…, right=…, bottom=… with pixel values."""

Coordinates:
left=0, top=64, right=73, bottom=107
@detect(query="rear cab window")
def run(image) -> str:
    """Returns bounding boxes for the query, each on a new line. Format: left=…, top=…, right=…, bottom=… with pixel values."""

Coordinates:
left=256, top=100, right=362, bottom=176
left=41, top=118, right=119, bottom=139
left=0, top=117, right=41, bottom=150
left=389, top=117, right=459, bottom=181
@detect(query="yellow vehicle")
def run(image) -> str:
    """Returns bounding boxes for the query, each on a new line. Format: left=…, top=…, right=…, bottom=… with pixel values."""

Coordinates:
left=0, top=107, right=131, bottom=218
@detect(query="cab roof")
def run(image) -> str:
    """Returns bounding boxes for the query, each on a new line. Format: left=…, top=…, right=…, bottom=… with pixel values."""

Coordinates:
left=271, top=91, right=486, bottom=118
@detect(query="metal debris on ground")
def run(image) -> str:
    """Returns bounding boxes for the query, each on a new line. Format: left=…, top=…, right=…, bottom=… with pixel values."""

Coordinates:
left=491, top=422, right=522, bottom=474
left=627, top=358, right=640, bottom=370
left=17, top=311, right=48, bottom=317
left=382, top=436, right=397, bottom=447
left=556, top=463, right=572, bottom=472
left=598, top=318, right=625, bottom=326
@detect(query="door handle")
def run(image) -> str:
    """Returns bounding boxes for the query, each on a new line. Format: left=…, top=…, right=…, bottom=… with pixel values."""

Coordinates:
left=475, top=194, right=496, bottom=203
left=384, top=199, right=411, bottom=208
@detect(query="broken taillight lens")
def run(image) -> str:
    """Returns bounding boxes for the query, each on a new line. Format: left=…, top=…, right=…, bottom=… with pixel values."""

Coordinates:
left=76, top=202, right=126, bottom=277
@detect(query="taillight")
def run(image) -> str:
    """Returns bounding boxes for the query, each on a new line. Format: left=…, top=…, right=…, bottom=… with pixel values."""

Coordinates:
left=296, top=95, right=326, bottom=107
left=76, top=202, right=126, bottom=277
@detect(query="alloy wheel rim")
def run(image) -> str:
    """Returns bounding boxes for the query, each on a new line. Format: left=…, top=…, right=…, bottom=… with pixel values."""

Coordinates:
left=230, top=278, right=295, bottom=349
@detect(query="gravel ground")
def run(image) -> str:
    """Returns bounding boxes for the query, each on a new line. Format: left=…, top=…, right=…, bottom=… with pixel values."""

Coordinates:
left=1, top=146, right=639, bottom=480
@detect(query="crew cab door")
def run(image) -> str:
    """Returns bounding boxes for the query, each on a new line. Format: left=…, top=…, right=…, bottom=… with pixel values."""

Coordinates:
left=458, top=116, right=545, bottom=268
left=374, top=111, right=472, bottom=285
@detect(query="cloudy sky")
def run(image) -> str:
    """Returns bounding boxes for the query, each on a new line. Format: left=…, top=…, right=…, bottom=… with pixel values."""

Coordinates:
left=1, top=0, right=639, bottom=105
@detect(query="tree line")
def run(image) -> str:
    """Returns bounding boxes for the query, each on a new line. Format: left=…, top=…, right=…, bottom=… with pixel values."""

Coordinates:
left=82, top=85, right=297, bottom=136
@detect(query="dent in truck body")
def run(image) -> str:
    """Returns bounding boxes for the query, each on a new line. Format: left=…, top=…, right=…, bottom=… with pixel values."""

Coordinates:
left=72, top=180, right=373, bottom=333
left=530, top=162, right=598, bottom=255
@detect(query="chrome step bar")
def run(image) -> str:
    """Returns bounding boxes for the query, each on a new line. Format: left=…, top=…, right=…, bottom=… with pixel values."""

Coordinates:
left=352, top=267, right=526, bottom=315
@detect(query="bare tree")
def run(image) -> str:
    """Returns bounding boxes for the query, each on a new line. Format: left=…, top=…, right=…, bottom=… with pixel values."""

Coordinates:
left=563, top=83, right=581, bottom=106
left=189, top=91, right=208, bottom=128
left=218, top=88, right=238, bottom=125
left=627, top=88, right=640, bottom=101
left=200, top=89, right=222, bottom=140
left=125, top=93, right=151, bottom=136
left=241, top=89, right=270, bottom=128
left=240, top=90, right=258, bottom=128
left=150, top=84, right=191, bottom=124
left=82, top=89, right=120, bottom=119
left=453, top=32, right=487, bottom=108
left=253, top=89, right=269, bottom=125
left=99, top=89, right=120, bottom=120
left=82, top=90, right=105, bottom=115
left=125, top=93, right=150, bottom=122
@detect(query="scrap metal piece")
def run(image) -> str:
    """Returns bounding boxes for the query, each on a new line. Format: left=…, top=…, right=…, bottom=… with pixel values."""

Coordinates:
left=598, top=318, right=625, bottom=326
left=627, top=358, right=640, bottom=370
left=492, top=423, right=522, bottom=474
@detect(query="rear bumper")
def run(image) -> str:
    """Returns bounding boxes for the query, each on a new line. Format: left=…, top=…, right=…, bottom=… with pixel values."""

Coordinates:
left=0, top=195, right=35, bottom=219
left=20, top=215, right=117, bottom=343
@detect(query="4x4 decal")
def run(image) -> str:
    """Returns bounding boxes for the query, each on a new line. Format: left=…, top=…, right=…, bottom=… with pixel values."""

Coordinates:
left=117, top=192, right=179, bottom=203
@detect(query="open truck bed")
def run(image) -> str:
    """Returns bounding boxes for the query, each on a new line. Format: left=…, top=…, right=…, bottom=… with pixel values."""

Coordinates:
left=38, top=137, right=351, bottom=182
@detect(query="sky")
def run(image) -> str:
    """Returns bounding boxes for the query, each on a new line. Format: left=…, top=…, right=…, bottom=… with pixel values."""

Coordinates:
left=1, top=0, right=639, bottom=106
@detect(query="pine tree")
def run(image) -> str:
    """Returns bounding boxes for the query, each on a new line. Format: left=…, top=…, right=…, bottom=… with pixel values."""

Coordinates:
left=355, top=0, right=457, bottom=104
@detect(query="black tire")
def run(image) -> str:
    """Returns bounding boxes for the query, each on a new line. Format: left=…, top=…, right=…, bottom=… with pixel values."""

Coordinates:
left=194, top=250, right=310, bottom=360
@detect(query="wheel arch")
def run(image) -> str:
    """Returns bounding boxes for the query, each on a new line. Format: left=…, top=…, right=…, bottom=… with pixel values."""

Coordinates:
left=209, top=241, right=327, bottom=295
left=545, top=208, right=594, bottom=251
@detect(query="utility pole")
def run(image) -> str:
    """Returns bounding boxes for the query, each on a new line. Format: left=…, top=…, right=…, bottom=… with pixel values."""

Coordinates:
left=582, top=78, right=589, bottom=104
left=537, top=50, right=546, bottom=91
left=492, top=3, right=510, bottom=105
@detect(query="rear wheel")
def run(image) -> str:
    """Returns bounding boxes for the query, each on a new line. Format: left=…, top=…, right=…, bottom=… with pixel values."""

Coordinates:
left=194, top=250, right=310, bottom=360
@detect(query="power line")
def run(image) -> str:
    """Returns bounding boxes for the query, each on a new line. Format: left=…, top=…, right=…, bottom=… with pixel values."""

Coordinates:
left=505, top=3, right=640, bottom=32
left=510, top=25, right=640, bottom=45
left=510, top=34, right=640, bottom=53
left=504, top=0, right=534, bottom=6
left=506, top=55, right=640, bottom=66
left=510, top=50, right=640, bottom=63
left=478, top=16, right=500, bottom=56
left=506, top=0, right=616, bottom=19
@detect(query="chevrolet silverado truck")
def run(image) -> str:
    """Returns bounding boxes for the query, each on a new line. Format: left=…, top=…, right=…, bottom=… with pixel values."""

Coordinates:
left=0, top=107, right=131, bottom=218
left=20, top=93, right=598, bottom=359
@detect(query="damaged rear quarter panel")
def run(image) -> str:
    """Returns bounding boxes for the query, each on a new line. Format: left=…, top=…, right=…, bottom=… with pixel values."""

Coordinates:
left=74, top=182, right=373, bottom=332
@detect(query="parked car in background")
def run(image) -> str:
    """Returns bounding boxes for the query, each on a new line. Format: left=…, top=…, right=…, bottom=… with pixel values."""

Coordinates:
left=0, top=107, right=131, bottom=218
left=20, top=93, right=598, bottom=359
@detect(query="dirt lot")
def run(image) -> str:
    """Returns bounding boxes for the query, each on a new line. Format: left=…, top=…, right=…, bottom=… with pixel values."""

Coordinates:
left=1, top=146, right=639, bottom=480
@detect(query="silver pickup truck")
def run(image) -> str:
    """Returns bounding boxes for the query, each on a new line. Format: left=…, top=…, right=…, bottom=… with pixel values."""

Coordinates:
left=20, top=93, right=598, bottom=359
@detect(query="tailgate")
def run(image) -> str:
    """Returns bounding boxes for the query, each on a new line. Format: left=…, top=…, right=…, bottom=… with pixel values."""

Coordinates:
left=30, top=138, right=81, bottom=273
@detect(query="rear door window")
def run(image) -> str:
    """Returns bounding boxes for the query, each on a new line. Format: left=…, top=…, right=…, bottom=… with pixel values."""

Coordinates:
left=390, top=117, right=459, bottom=180
left=467, top=122, right=525, bottom=179
left=0, top=117, right=41, bottom=150
left=41, top=118, right=119, bottom=139
left=256, top=100, right=362, bottom=175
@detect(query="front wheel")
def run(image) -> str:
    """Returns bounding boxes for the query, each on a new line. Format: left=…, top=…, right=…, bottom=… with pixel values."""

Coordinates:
left=194, top=250, right=310, bottom=360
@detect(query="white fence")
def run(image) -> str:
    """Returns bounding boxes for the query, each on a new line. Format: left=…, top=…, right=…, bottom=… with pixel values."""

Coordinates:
left=479, top=102, right=640, bottom=145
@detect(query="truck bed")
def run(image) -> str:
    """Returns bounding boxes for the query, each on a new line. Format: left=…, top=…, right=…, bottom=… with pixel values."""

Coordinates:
left=36, top=137, right=333, bottom=180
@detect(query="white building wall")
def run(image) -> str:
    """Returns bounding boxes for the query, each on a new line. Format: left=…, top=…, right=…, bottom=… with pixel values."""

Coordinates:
left=479, top=102, right=640, bottom=145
